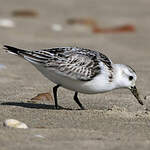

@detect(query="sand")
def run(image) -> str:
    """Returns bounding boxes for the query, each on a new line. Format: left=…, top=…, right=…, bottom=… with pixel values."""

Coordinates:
left=0, top=0, right=150, bottom=149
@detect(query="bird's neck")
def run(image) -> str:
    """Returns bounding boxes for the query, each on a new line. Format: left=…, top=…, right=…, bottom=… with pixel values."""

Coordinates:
left=112, top=64, right=126, bottom=89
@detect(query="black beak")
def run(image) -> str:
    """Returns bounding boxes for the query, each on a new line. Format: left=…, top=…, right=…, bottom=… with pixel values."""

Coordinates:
left=130, top=86, right=143, bottom=105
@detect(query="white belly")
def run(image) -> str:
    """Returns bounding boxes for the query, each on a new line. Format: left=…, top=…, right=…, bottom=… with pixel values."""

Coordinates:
left=34, top=65, right=115, bottom=94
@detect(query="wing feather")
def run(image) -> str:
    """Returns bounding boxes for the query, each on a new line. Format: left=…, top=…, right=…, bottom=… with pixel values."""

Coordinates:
left=43, top=47, right=112, bottom=81
left=4, top=45, right=112, bottom=81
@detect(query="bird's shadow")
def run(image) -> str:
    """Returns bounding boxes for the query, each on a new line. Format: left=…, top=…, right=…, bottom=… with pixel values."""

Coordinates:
left=0, top=101, right=71, bottom=110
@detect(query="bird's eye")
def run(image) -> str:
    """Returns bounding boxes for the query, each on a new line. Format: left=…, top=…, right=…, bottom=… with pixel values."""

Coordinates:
left=129, top=76, right=133, bottom=81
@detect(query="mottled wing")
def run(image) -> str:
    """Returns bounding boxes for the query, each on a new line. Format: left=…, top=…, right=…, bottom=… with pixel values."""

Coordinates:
left=31, top=47, right=112, bottom=81
left=44, top=49, right=100, bottom=81
left=5, top=46, right=112, bottom=81
left=97, top=52, right=112, bottom=70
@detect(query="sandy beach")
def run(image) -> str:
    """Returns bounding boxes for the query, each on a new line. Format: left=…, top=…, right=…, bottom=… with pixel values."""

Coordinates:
left=0, top=0, right=150, bottom=149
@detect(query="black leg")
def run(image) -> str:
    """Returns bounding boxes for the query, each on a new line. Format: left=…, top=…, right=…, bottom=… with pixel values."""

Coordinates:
left=74, top=92, right=85, bottom=110
left=53, top=85, right=60, bottom=109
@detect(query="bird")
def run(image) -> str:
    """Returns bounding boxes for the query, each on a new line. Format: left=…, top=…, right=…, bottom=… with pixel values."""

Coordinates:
left=3, top=45, right=143, bottom=109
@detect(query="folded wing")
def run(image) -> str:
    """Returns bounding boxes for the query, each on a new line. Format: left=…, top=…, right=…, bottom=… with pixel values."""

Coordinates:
left=4, top=46, right=112, bottom=81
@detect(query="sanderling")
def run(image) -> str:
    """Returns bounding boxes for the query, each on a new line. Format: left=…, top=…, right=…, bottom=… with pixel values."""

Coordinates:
left=4, top=45, right=143, bottom=109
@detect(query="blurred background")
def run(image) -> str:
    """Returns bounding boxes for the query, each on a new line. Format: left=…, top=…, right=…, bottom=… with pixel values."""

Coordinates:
left=0, top=0, right=150, bottom=149
left=0, top=0, right=150, bottom=110
left=0, top=0, right=149, bottom=50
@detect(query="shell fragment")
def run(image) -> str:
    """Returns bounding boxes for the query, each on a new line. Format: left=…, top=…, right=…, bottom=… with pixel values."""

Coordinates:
left=4, top=119, right=28, bottom=129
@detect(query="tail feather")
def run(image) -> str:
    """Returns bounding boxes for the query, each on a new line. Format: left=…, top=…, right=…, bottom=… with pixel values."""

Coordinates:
left=3, top=45, right=48, bottom=64
left=3, top=45, right=26, bottom=55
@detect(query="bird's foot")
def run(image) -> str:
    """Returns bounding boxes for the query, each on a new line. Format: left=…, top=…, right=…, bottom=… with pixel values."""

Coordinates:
left=80, top=106, right=86, bottom=110
left=55, top=105, right=63, bottom=110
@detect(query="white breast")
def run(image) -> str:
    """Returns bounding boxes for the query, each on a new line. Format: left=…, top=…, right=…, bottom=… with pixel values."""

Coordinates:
left=34, top=64, right=115, bottom=94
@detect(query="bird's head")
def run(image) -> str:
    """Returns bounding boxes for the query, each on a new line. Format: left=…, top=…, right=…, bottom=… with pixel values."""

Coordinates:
left=114, top=64, right=143, bottom=105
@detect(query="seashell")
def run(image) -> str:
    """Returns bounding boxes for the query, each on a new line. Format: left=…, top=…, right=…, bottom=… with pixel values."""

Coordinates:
left=4, top=119, right=28, bottom=129
left=51, top=24, right=63, bottom=31
left=34, top=134, right=45, bottom=138
left=0, top=19, right=15, bottom=28
left=31, top=92, right=53, bottom=102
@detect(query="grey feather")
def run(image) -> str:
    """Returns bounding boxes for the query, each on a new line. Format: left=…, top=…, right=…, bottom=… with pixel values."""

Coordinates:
left=42, top=47, right=112, bottom=81
left=4, top=46, right=113, bottom=81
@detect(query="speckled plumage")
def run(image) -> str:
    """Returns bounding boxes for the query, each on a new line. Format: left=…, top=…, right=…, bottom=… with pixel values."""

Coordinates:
left=5, top=46, right=113, bottom=81
left=4, top=45, right=143, bottom=109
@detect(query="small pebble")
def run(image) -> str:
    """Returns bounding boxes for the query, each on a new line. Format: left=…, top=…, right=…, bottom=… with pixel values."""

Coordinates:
left=4, top=119, right=28, bottom=129
left=144, top=95, right=150, bottom=100
left=0, top=64, right=6, bottom=70
left=34, top=134, right=45, bottom=138
left=51, top=24, right=62, bottom=31
left=0, top=19, right=15, bottom=28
